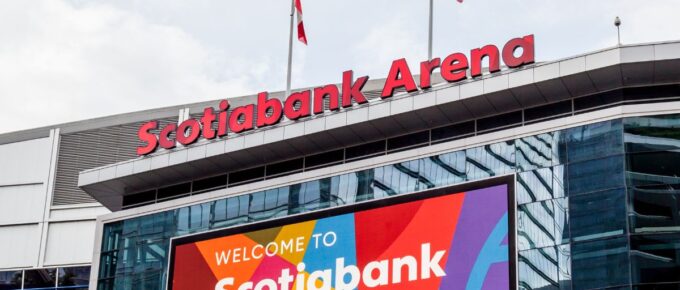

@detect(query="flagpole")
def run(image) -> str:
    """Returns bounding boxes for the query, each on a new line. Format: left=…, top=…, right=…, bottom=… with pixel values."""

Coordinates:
left=286, top=0, right=295, bottom=97
left=428, top=0, right=433, bottom=60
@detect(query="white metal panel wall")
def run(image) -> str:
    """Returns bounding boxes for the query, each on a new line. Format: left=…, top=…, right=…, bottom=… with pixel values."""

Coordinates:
left=0, top=137, right=52, bottom=186
left=0, top=184, right=46, bottom=225
left=43, top=221, right=97, bottom=266
left=0, top=224, right=42, bottom=269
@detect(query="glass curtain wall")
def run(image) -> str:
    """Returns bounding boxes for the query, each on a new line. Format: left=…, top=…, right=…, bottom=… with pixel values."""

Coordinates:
left=96, top=114, right=680, bottom=290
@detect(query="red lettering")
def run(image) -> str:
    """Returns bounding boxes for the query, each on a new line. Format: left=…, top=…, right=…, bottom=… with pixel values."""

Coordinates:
left=441, top=53, right=469, bottom=82
left=313, top=85, right=339, bottom=114
left=229, top=105, right=254, bottom=133
left=284, top=90, right=311, bottom=120
left=256, top=92, right=283, bottom=127
left=420, top=58, right=441, bottom=89
left=341, top=70, right=369, bottom=107
left=503, top=34, right=535, bottom=68
left=217, top=100, right=229, bottom=137
left=136, top=121, right=158, bottom=155
left=159, top=123, right=177, bottom=149
left=200, top=108, right=217, bottom=139
left=470, top=44, right=500, bottom=77
left=176, top=119, right=201, bottom=145
left=381, top=58, right=418, bottom=98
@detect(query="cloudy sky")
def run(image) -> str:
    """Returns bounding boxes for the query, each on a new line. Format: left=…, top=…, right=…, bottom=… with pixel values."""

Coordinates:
left=1, top=0, right=679, bottom=133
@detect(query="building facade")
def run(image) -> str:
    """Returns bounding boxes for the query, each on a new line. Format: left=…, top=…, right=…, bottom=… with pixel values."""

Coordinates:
left=1, top=39, right=680, bottom=290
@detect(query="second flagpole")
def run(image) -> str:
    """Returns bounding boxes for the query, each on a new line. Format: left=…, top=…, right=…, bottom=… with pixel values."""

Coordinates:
left=286, top=0, right=295, bottom=97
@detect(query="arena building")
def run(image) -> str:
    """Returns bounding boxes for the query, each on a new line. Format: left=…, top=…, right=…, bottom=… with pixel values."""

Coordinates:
left=1, top=36, right=680, bottom=290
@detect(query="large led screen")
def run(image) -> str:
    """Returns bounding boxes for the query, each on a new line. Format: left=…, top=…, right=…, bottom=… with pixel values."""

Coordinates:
left=168, top=180, right=514, bottom=290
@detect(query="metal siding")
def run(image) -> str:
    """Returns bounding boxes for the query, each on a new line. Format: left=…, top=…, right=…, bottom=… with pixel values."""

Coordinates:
left=52, top=117, right=177, bottom=205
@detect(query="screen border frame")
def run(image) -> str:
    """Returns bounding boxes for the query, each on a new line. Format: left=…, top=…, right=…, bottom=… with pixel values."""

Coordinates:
left=166, top=175, right=516, bottom=290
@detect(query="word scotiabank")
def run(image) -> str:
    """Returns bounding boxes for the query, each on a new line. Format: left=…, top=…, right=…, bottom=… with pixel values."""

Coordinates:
left=169, top=184, right=510, bottom=290
left=137, top=35, right=535, bottom=156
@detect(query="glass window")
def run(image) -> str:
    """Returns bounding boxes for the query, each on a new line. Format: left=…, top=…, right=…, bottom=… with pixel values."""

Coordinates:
left=626, top=150, right=680, bottom=187
left=420, top=151, right=466, bottom=187
left=354, top=169, right=375, bottom=202
left=58, top=266, right=90, bottom=287
left=387, top=130, right=429, bottom=151
left=519, top=247, right=560, bottom=290
left=192, top=174, right=227, bottom=193
left=624, top=114, right=680, bottom=153
left=24, top=268, right=57, bottom=289
left=0, top=271, right=22, bottom=290
left=565, top=119, right=623, bottom=163
left=568, top=155, right=624, bottom=195
left=629, top=185, right=680, bottom=234
left=266, top=158, right=304, bottom=176
left=345, top=140, right=385, bottom=160
left=334, top=173, right=358, bottom=206
left=466, top=141, right=515, bottom=181
left=430, top=121, right=474, bottom=143
left=305, top=150, right=343, bottom=169
left=516, top=133, right=554, bottom=172
left=631, top=234, right=680, bottom=285
left=570, top=188, right=626, bottom=242
left=517, top=167, right=562, bottom=204
left=518, top=201, right=557, bottom=250
left=554, top=198, right=570, bottom=245
left=557, top=244, right=572, bottom=290
left=176, top=203, right=210, bottom=235
left=572, top=237, right=630, bottom=290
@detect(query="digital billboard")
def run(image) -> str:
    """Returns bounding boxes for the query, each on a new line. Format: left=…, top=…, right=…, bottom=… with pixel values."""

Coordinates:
left=168, top=179, right=514, bottom=290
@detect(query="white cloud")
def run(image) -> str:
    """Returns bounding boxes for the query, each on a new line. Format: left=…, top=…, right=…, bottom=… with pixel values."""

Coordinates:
left=1, top=0, right=680, bottom=134
left=0, top=0, right=266, bottom=133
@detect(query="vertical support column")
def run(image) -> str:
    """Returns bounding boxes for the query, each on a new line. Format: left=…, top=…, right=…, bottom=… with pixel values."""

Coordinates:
left=36, top=128, right=61, bottom=267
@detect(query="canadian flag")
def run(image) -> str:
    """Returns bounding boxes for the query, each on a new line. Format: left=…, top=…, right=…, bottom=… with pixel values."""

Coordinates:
left=295, top=0, right=307, bottom=45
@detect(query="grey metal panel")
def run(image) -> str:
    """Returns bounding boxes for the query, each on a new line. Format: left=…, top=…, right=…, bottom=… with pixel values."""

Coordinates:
left=485, top=90, right=522, bottom=113
left=654, top=59, right=680, bottom=83
left=560, top=74, right=598, bottom=97
left=621, top=62, right=655, bottom=86
left=510, top=84, right=547, bottom=107
left=535, top=79, right=573, bottom=102
left=587, top=65, right=623, bottom=91
left=52, top=117, right=177, bottom=205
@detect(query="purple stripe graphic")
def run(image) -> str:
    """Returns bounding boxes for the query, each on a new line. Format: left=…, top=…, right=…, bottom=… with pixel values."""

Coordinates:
left=440, top=184, right=509, bottom=290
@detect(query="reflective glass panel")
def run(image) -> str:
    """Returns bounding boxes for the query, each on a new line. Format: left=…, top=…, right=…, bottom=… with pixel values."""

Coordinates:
left=466, top=141, right=516, bottom=181
left=565, top=119, right=623, bottom=163
left=58, top=266, right=90, bottom=286
left=624, top=114, right=680, bottom=153
left=557, top=244, right=572, bottom=290
left=519, top=247, right=560, bottom=290
left=517, top=166, right=565, bottom=204
left=0, top=271, right=21, bottom=290
left=568, top=155, right=624, bottom=195
left=629, top=185, right=680, bottom=234
left=24, top=268, right=56, bottom=288
left=518, top=201, right=557, bottom=250
left=516, top=133, right=554, bottom=172
left=570, top=188, right=627, bottom=241
left=572, top=237, right=630, bottom=290
left=626, top=150, right=680, bottom=187
left=631, top=234, right=680, bottom=284
left=420, top=151, right=466, bottom=187
left=554, top=198, right=570, bottom=245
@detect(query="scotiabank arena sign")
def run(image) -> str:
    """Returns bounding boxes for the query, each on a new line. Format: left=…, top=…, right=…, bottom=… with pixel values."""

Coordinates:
left=138, top=35, right=535, bottom=155
left=168, top=181, right=514, bottom=290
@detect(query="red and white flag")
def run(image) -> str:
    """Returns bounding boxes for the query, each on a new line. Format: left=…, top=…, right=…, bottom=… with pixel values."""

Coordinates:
left=295, top=0, right=307, bottom=45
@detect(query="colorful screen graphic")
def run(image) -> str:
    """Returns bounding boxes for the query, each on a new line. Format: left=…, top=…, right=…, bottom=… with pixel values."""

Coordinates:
left=168, top=183, right=512, bottom=290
